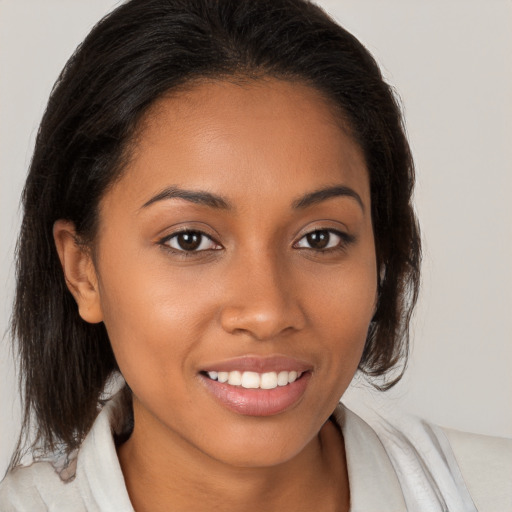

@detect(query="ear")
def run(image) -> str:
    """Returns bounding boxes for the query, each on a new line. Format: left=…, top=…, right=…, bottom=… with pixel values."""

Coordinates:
left=53, top=220, right=103, bottom=324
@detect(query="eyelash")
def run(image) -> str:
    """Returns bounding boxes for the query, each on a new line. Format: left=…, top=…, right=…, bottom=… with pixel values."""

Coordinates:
left=159, top=229, right=221, bottom=257
left=158, top=228, right=355, bottom=256
left=293, top=229, right=355, bottom=253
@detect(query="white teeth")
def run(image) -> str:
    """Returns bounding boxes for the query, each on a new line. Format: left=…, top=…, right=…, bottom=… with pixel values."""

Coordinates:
left=206, top=370, right=302, bottom=389
left=277, top=371, right=289, bottom=386
left=241, top=371, right=260, bottom=389
left=227, top=371, right=242, bottom=386
left=260, top=372, right=278, bottom=389
left=217, top=371, right=229, bottom=383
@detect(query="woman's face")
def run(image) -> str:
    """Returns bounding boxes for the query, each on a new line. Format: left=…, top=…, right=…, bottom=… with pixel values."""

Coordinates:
left=92, top=79, right=377, bottom=467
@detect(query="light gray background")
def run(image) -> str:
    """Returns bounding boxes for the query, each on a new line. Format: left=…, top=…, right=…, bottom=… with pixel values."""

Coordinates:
left=1, top=0, right=511, bottom=476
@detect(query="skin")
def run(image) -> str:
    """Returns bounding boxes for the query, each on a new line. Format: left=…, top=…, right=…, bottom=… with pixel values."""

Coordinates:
left=54, top=78, right=377, bottom=512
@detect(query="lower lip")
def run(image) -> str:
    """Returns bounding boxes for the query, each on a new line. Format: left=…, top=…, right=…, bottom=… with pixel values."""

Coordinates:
left=200, top=372, right=311, bottom=416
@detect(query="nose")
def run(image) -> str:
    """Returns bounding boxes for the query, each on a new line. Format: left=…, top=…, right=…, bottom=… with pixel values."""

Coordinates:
left=219, top=251, right=306, bottom=341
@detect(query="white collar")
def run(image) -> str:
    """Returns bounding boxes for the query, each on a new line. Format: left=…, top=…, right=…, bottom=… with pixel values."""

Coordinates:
left=73, top=389, right=475, bottom=511
left=334, top=405, right=407, bottom=511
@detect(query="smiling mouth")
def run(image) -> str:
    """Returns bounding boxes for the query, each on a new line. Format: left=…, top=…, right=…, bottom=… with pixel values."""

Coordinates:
left=198, top=355, right=313, bottom=416
left=199, top=368, right=311, bottom=416
left=202, top=370, right=306, bottom=390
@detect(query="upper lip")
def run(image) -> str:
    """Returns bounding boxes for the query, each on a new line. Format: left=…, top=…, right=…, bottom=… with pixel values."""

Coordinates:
left=201, top=355, right=313, bottom=374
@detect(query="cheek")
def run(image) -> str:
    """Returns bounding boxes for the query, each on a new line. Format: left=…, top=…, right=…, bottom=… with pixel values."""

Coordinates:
left=303, top=250, right=377, bottom=379
left=94, top=249, right=217, bottom=393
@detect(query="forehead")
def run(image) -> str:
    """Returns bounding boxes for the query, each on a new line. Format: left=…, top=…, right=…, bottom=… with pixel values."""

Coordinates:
left=110, top=78, right=369, bottom=211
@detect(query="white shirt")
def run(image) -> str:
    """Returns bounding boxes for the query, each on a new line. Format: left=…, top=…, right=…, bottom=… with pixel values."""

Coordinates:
left=1, top=390, right=511, bottom=511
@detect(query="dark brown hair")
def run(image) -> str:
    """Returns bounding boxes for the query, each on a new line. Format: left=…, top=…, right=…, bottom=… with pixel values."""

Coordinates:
left=11, top=0, right=420, bottom=465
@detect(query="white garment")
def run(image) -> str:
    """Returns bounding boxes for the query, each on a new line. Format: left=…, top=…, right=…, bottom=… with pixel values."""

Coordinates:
left=1, top=390, right=511, bottom=512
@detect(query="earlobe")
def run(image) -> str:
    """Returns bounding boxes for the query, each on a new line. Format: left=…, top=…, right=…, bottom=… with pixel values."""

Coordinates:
left=53, top=220, right=103, bottom=324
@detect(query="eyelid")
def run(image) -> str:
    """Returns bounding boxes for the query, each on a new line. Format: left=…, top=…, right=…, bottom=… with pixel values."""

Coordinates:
left=155, top=221, right=222, bottom=244
left=293, top=227, right=356, bottom=251
left=158, top=228, right=223, bottom=253
left=156, top=223, right=354, bottom=255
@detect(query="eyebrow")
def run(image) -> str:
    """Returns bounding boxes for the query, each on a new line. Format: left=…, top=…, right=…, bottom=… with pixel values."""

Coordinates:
left=140, top=183, right=364, bottom=212
left=292, top=185, right=365, bottom=212
left=141, top=186, right=232, bottom=210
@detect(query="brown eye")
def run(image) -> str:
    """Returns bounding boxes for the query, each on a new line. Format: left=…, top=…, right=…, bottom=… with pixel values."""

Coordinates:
left=306, top=230, right=330, bottom=249
left=295, top=229, right=350, bottom=251
left=165, top=231, right=219, bottom=252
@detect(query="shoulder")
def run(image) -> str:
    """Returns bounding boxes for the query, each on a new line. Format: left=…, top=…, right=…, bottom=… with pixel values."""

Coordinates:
left=338, top=400, right=512, bottom=511
left=442, top=427, right=512, bottom=512
left=1, top=377, right=133, bottom=512
left=0, top=461, right=86, bottom=512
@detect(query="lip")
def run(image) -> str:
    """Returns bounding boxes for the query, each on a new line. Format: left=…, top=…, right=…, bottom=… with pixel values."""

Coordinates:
left=198, top=355, right=313, bottom=416
left=201, top=355, right=313, bottom=373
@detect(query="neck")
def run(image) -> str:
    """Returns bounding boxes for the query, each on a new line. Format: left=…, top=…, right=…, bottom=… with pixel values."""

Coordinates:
left=118, top=404, right=349, bottom=512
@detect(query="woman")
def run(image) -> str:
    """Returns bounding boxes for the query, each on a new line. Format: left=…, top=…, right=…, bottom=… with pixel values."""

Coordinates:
left=1, top=0, right=510, bottom=510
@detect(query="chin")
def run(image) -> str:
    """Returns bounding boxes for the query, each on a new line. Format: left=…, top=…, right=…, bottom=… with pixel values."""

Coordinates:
left=195, top=416, right=322, bottom=469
